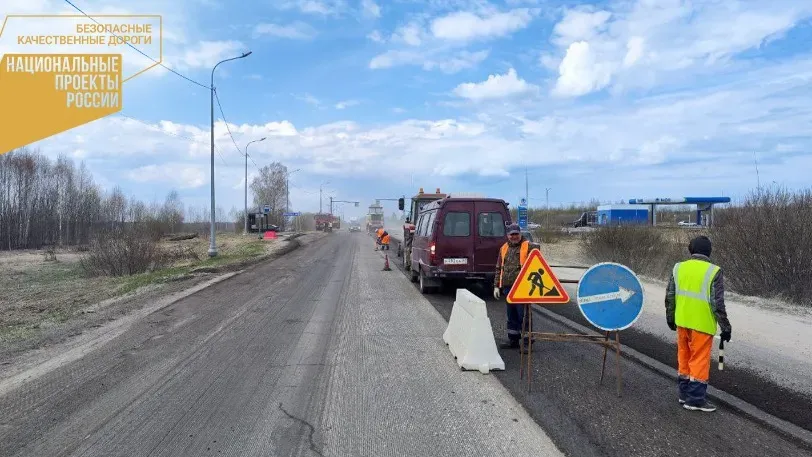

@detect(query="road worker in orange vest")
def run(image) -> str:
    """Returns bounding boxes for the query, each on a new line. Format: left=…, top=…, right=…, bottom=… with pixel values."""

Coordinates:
left=375, top=228, right=384, bottom=250
left=381, top=231, right=391, bottom=250
left=665, top=235, right=732, bottom=412
left=494, top=224, right=540, bottom=352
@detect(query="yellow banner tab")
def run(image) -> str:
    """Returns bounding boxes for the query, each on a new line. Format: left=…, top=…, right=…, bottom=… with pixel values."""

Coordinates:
left=0, top=54, right=123, bottom=154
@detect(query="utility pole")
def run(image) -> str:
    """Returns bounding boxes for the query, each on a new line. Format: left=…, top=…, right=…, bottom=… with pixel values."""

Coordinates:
left=243, top=137, right=265, bottom=235
left=545, top=187, right=551, bottom=227
left=525, top=167, right=529, bottom=206
left=208, top=50, right=252, bottom=257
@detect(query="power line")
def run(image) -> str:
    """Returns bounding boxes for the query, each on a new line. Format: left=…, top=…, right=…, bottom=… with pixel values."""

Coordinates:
left=63, top=0, right=210, bottom=89
left=115, top=113, right=228, bottom=166
left=214, top=89, right=258, bottom=169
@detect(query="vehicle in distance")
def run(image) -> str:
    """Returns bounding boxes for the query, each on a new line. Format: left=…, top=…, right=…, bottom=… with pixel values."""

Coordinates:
left=349, top=225, right=361, bottom=232
left=408, top=196, right=511, bottom=294
left=397, top=187, right=447, bottom=258
left=572, top=211, right=597, bottom=227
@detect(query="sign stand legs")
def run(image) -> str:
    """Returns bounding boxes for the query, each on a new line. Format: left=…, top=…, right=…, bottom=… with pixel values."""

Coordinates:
left=519, top=305, right=624, bottom=397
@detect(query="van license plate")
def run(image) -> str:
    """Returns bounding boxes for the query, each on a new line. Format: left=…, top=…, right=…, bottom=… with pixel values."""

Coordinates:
left=444, top=258, right=468, bottom=265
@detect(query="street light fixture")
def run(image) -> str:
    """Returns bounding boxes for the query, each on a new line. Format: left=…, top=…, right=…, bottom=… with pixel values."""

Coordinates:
left=209, top=50, right=252, bottom=257
left=243, top=137, right=266, bottom=235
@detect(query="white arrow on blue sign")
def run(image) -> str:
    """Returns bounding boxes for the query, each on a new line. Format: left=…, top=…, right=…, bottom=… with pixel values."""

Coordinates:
left=576, top=262, right=644, bottom=331
left=283, top=212, right=301, bottom=217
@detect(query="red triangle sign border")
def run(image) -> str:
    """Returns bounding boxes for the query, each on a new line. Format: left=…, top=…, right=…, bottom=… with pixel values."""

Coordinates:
left=506, top=248, right=570, bottom=304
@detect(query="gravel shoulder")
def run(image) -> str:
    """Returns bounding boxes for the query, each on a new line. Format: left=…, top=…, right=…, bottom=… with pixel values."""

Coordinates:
left=0, top=232, right=324, bottom=365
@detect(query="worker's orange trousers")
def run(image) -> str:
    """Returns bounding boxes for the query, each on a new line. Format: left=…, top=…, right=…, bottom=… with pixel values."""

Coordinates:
left=677, top=326, right=713, bottom=382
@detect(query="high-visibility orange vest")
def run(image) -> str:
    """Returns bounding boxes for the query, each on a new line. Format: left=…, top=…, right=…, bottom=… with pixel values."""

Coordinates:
left=376, top=228, right=384, bottom=238
left=382, top=234, right=390, bottom=244
left=499, top=241, right=530, bottom=288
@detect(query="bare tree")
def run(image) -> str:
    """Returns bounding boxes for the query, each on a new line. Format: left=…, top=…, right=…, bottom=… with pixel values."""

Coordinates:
left=250, top=162, right=287, bottom=226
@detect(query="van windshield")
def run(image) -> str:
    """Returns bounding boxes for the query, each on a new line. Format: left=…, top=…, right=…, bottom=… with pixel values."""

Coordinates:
left=442, top=212, right=470, bottom=236
left=478, top=212, right=505, bottom=237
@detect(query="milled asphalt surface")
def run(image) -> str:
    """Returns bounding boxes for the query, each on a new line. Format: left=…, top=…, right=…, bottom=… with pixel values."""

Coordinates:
left=0, top=232, right=562, bottom=457
left=386, top=235, right=812, bottom=457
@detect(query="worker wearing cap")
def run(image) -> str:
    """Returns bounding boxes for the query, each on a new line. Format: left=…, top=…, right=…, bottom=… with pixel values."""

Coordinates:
left=494, top=224, right=540, bottom=352
left=665, top=235, right=732, bottom=412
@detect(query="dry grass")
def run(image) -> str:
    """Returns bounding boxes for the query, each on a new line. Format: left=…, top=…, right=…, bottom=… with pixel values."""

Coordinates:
left=711, top=187, right=812, bottom=306
left=0, top=232, right=283, bottom=344
left=580, top=225, right=690, bottom=281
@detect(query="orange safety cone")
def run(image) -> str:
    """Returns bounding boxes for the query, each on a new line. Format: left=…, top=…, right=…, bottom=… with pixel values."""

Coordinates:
left=382, top=253, right=391, bottom=271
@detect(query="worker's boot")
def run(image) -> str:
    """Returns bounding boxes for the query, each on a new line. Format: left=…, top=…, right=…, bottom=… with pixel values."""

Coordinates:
left=499, top=340, right=520, bottom=350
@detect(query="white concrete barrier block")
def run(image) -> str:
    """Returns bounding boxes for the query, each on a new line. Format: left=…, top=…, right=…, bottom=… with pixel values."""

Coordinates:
left=443, top=289, right=504, bottom=374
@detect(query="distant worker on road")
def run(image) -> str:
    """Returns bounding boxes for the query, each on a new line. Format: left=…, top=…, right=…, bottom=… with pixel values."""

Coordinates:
left=375, top=228, right=384, bottom=250
left=494, top=224, right=540, bottom=352
left=665, top=235, right=732, bottom=413
left=381, top=231, right=391, bottom=250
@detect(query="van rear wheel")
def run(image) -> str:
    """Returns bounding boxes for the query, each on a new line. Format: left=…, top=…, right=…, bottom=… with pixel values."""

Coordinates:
left=419, top=270, right=434, bottom=294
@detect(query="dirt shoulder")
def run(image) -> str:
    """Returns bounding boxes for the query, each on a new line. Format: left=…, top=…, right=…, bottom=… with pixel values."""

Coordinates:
left=0, top=231, right=326, bottom=363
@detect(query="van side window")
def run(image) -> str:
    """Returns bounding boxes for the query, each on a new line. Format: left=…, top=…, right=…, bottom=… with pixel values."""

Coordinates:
left=478, top=212, right=505, bottom=237
left=442, top=212, right=470, bottom=237
left=425, top=210, right=437, bottom=236
left=416, top=214, right=426, bottom=236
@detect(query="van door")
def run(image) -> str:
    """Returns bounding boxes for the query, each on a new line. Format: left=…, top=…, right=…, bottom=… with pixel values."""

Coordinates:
left=473, top=202, right=507, bottom=275
left=412, top=209, right=436, bottom=272
left=434, top=201, right=473, bottom=273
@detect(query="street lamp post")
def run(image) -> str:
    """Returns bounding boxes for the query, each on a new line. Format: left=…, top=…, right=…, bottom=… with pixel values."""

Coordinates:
left=209, top=50, right=252, bottom=258
left=243, top=137, right=266, bottom=235
left=319, top=181, right=330, bottom=214
left=545, top=187, right=552, bottom=227
left=285, top=168, right=301, bottom=231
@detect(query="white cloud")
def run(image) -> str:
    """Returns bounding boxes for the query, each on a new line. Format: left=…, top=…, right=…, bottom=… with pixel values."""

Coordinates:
left=128, top=164, right=206, bottom=189
left=335, top=100, right=360, bottom=109
left=548, top=1, right=812, bottom=97
left=392, top=23, right=424, bottom=46
left=423, top=50, right=490, bottom=74
left=361, top=0, right=381, bottom=18
left=276, top=0, right=346, bottom=15
left=253, top=22, right=317, bottom=40
left=430, top=8, right=534, bottom=42
left=367, top=30, right=385, bottom=43
left=553, top=41, right=614, bottom=97
left=174, top=40, right=247, bottom=69
left=453, top=68, right=538, bottom=101
left=370, top=48, right=489, bottom=74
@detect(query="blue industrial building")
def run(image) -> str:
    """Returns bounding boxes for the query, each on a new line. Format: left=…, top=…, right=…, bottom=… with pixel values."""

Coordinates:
left=596, top=205, right=650, bottom=226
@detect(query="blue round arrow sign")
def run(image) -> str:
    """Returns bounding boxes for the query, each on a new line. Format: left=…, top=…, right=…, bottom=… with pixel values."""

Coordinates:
left=576, top=262, right=644, bottom=331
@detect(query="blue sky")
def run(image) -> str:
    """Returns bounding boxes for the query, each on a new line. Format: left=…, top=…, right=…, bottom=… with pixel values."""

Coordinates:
left=3, top=0, right=812, bottom=220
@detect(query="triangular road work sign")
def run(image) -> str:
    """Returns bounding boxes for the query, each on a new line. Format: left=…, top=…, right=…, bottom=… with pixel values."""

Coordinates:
left=507, top=249, right=570, bottom=304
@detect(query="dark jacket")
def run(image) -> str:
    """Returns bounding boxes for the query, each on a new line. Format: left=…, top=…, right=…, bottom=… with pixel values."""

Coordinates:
left=665, top=254, right=732, bottom=333
left=494, top=236, right=541, bottom=289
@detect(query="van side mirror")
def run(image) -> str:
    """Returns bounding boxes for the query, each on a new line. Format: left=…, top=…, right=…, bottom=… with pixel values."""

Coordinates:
left=398, top=197, right=404, bottom=211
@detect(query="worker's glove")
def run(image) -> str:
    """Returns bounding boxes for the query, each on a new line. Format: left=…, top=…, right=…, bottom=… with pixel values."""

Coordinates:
left=720, top=330, right=731, bottom=342
left=493, top=288, right=501, bottom=300
left=667, top=321, right=676, bottom=331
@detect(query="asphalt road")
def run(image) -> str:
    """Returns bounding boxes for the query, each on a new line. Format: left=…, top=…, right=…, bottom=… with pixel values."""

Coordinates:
left=0, top=233, right=562, bottom=457
left=385, top=235, right=812, bottom=457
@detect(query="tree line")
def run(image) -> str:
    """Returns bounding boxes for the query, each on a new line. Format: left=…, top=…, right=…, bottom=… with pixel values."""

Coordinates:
left=0, top=150, right=308, bottom=250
